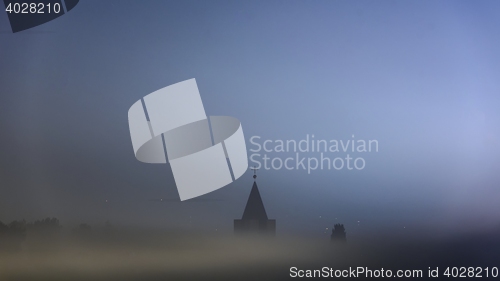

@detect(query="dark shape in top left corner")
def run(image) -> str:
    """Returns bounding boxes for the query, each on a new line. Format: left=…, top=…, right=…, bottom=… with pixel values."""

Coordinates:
left=3, top=0, right=79, bottom=33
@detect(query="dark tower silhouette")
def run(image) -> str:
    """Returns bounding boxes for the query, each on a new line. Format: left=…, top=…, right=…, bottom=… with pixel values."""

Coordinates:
left=331, top=223, right=346, bottom=243
left=234, top=167, right=275, bottom=235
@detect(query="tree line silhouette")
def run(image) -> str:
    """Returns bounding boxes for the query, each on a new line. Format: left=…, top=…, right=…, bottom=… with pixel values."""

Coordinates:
left=0, top=218, right=62, bottom=252
left=0, top=218, right=115, bottom=252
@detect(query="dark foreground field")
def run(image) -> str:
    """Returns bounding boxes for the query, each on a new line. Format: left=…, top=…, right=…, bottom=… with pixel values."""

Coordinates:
left=0, top=228, right=499, bottom=281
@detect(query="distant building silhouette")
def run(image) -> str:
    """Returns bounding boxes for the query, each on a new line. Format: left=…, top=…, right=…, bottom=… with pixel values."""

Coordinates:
left=234, top=169, right=275, bottom=235
left=331, top=223, right=346, bottom=243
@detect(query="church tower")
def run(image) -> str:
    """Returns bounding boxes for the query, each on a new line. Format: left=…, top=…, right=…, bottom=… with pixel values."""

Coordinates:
left=234, top=168, right=276, bottom=235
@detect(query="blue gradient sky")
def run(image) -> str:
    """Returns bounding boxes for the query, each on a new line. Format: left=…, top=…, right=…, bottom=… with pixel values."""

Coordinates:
left=1, top=0, right=499, bottom=238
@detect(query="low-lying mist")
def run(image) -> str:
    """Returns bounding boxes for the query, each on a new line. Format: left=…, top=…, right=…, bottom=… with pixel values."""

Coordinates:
left=1, top=219, right=499, bottom=281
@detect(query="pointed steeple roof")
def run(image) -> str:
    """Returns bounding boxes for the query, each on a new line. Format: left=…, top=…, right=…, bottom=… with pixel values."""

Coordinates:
left=241, top=181, right=268, bottom=220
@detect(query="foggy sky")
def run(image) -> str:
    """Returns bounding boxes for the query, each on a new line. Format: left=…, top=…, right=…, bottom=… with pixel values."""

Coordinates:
left=0, top=0, right=499, bottom=239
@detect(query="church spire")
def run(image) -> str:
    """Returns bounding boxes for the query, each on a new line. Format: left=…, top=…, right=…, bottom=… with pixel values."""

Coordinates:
left=233, top=167, right=276, bottom=235
left=241, top=167, right=268, bottom=220
left=241, top=181, right=268, bottom=220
